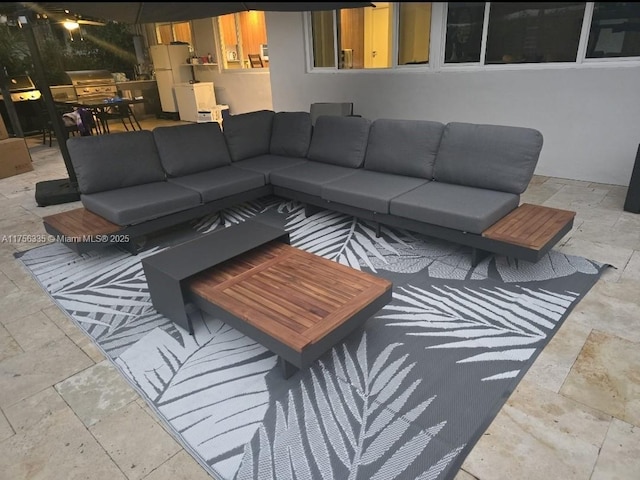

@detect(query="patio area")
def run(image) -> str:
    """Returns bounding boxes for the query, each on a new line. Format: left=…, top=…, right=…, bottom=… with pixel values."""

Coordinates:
left=0, top=118, right=639, bottom=479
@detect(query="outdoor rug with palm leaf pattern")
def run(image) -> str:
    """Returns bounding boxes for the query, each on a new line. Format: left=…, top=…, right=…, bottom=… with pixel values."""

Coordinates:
left=17, top=196, right=608, bottom=480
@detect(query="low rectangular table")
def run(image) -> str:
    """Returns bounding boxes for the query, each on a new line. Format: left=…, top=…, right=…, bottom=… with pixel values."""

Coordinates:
left=142, top=218, right=392, bottom=378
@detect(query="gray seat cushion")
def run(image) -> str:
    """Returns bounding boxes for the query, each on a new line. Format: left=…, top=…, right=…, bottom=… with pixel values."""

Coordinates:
left=307, top=116, right=371, bottom=168
left=81, top=182, right=201, bottom=226
left=168, top=166, right=265, bottom=203
left=364, top=118, right=445, bottom=179
left=223, top=110, right=275, bottom=162
left=434, top=122, right=543, bottom=194
left=270, top=111, right=312, bottom=158
left=390, top=182, right=519, bottom=234
left=321, top=170, right=429, bottom=213
left=233, top=154, right=308, bottom=182
left=68, top=130, right=165, bottom=194
left=153, top=123, right=231, bottom=177
left=270, top=161, right=357, bottom=197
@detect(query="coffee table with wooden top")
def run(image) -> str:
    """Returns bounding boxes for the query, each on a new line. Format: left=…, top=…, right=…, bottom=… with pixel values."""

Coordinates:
left=142, top=217, right=392, bottom=378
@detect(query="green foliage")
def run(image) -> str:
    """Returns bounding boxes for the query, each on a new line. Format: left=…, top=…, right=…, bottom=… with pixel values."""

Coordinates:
left=1, top=21, right=137, bottom=85
left=0, top=24, right=32, bottom=75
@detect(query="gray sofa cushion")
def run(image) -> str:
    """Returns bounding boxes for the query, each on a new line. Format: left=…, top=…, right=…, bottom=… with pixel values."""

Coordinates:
left=270, top=161, right=357, bottom=197
left=307, top=116, right=371, bottom=168
left=223, top=110, right=275, bottom=162
left=390, top=182, right=519, bottom=234
left=168, top=166, right=265, bottom=203
left=81, top=182, right=201, bottom=226
left=364, top=119, right=445, bottom=179
left=68, top=130, right=165, bottom=194
left=153, top=123, right=231, bottom=177
left=321, top=170, right=429, bottom=214
left=434, top=122, right=543, bottom=194
left=233, top=154, right=308, bottom=182
left=270, top=112, right=312, bottom=158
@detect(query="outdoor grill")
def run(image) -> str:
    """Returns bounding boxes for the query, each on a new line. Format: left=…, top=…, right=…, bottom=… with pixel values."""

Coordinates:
left=0, top=74, right=42, bottom=102
left=0, top=74, right=43, bottom=135
left=65, top=70, right=118, bottom=102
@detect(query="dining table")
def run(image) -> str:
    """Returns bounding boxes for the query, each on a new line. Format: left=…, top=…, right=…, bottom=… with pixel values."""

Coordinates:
left=54, top=97, right=144, bottom=134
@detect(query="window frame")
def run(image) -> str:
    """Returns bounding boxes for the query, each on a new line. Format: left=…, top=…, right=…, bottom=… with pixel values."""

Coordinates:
left=305, top=2, right=640, bottom=74
left=216, top=11, right=270, bottom=72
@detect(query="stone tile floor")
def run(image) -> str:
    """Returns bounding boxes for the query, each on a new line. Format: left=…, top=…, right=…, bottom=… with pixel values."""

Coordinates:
left=0, top=119, right=638, bottom=479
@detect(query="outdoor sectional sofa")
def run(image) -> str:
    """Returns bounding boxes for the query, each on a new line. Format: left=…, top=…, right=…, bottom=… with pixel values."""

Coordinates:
left=43, top=109, right=576, bottom=264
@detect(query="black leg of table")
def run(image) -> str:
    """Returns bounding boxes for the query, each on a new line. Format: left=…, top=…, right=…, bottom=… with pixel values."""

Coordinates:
left=279, top=357, right=298, bottom=379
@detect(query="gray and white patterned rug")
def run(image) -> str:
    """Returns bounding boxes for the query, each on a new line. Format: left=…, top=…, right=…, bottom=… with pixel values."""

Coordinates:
left=17, top=197, right=607, bottom=480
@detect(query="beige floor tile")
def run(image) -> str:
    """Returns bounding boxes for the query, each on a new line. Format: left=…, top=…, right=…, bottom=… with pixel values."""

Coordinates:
left=570, top=220, right=640, bottom=252
left=544, top=178, right=593, bottom=188
left=4, top=310, right=65, bottom=352
left=572, top=206, right=623, bottom=229
left=0, top=270, right=18, bottom=296
left=621, top=250, right=640, bottom=282
left=42, top=305, right=107, bottom=363
left=462, top=380, right=611, bottom=480
left=56, top=360, right=139, bottom=428
left=0, top=404, right=126, bottom=480
left=525, top=318, right=592, bottom=393
left=557, top=238, right=633, bottom=282
left=0, top=322, right=22, bottom=363
left=0, top=287, right=56, bottom=326
left=3, top=387, right=68, bottom=433
left=520, top=181, right=564, bottom=205
left=569, top=278, right=640, bottom=343
left=561, top=331, right=640, bottom=427
left=543, top=184, right=609, bottom=210
left=0, top=409, right=14, bottom=442
left=453, top=468, right=478, bottom=479
left=0, top=336, right=93, bottom=408
left=143, top=450, right=212, bottom=480
left=591, top=418, right=640, bottom=480
left=90, top=402, right=182, bottom=480
left=0, top=257, right=40, bottom=290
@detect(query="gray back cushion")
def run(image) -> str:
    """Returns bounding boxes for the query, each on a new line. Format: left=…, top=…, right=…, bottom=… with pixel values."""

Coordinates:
left=307, top=115, right=371, bottom=168
left=153, top=123, right=231, bottom=177
left=223, top=110, right=275, bottom=161
left=434, top=122, right=543, bottom=194
left=68, top=130, right=165, bottom=194
left=270, top=111, right=312, bottom=158
left=364, top=118, right=445, bottom=178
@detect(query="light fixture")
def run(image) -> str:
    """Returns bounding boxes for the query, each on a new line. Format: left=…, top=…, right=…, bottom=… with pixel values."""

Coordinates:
left=63, top=20, right=80, bottom=30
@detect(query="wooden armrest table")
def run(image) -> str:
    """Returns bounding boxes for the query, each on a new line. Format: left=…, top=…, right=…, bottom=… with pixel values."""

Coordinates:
left=142, top=218, right=392, bottom=378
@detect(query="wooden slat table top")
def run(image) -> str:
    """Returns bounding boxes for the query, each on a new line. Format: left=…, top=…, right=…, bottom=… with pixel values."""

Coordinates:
left=482, top=203, right=576, bottom=250
left=187, top=241, right=392, bottom=353
left=43, top=207, right=122, bottom=239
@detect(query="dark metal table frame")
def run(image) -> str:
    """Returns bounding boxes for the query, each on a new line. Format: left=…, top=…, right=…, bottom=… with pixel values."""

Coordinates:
left=142, top=217, right=392, bottom=378
left=142, top=218, right=290, bottom=337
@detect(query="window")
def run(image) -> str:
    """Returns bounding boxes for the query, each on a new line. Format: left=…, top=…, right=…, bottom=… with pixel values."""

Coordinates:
left=311, top=11, right=336, bottom=67
left=311, top=3, right=430, bottom=70
left=218, top=11, right=268, bottom=69
left=485, top=3, right=586, bottom=64
left=586, top=2, right=640, bottom=58
left=308, top=2, right=640, bottom=71
left=444, top=3, right=485, bottom=63
left=398, top=3, right=432, bottom=65
left=156, top=22, right=192, bottom=45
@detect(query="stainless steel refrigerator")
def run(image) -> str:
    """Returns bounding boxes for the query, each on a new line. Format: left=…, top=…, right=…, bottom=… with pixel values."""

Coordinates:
left=149, top=44, right=192, bottom=113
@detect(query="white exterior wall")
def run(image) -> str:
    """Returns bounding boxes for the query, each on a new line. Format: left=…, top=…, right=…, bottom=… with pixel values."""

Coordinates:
left=265, top=11, right=640, bottom=187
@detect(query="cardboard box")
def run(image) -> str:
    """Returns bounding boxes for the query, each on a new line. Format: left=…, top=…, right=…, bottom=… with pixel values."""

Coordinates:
left=0, top=138, right=34, bottom=179
left=0, top=114, right=9, bottom=141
